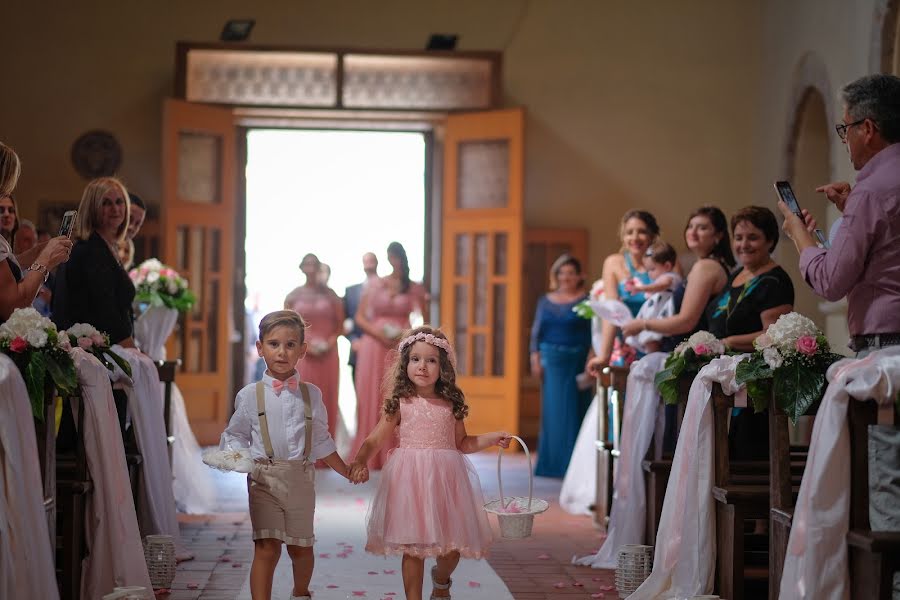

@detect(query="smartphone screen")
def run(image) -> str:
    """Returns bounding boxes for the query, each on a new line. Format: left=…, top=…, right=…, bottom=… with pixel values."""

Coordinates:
left=774, top=181, right=803, bottom=219
left=59, top=210, right=77, bottom=238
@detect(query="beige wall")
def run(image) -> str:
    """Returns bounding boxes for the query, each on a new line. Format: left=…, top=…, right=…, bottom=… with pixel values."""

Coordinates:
left=0, top=0, right=761, bottom=277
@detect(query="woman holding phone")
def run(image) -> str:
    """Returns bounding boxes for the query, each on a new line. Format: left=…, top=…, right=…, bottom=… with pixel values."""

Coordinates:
left=0, top=142, right=72, bottom=324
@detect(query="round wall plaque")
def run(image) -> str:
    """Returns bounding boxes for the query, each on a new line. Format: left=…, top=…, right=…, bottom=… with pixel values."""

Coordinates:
left=71, top=130, right=122, bottom=179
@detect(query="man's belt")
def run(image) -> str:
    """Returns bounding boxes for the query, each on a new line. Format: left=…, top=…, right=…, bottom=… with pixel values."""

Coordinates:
left=848, top=333, right=900, bottom=352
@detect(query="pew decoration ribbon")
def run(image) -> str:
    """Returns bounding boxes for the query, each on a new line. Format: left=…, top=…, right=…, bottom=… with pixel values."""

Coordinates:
left=735, top=311, right=842, bottom=422
left=654, top=331, right=725, bottom=405
left=0, top=307, right=78, bottom=419
left=129, top=258, right=197, bottom=313
left=61, top=323, right=132, bottom=378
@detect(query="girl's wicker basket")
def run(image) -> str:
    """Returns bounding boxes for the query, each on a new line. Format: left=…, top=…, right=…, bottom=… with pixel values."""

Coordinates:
left=615, top=544, right=653, bottom=596
left=143, top=534, right=176, bottom=589
left=483, top=435, right=549, bottom=539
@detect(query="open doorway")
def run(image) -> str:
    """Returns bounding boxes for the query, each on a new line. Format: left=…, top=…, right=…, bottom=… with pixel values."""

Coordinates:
left=242, top=128, right=428, bottom=443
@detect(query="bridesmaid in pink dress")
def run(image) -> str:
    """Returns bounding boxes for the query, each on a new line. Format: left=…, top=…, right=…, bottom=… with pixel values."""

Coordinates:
left=351, top=242, right=428, bottom=469
left=284, top=253, right=345, bottom=437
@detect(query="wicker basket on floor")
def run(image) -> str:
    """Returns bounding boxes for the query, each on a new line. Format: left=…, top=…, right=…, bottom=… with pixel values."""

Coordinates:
left=143, top=534, right=176, bottom=589
left=483, top=435, right=549, bottom=539
left=615, top=544, right=653, bottom=596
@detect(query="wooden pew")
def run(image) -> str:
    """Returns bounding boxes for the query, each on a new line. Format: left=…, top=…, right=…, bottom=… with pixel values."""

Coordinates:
left=56, top=395, right=92, bottom=600
left=845, top=399, right=900, bottom=599
left=642, top=375, right=690, bottom=546
left=605, top=365, right=629, bottom=516
left=33, top=391, right=58, bottom=559
left=593, top=368, right=612, bottom=526
left=155, top=359, right=179, bottom=466
left=712, top=384, right=777, bottom=600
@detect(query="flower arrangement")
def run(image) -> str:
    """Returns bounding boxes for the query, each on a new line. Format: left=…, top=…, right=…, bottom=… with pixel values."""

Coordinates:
left=129, top=259, right=197, bottom=313
left=382, top=323, right=404, bottom=341
left=62, top=323, right=132, bottom=378
left=0, top=307, right=78, bottom=419
left=654, top=331, right=726, bottom=405
left=573, top=279, right=605, bottom=319
left=735, top=312, right=842, bottom=422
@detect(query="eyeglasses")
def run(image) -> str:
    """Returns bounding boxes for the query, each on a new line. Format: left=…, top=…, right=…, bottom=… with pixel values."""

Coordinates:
left=834, top=118, right=867, bottom=141
left=0, top=206, right=15, bottom=214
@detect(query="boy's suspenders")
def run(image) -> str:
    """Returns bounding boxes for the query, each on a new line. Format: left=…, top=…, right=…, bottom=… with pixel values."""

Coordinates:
left=255, top=380, right=314, bottom=466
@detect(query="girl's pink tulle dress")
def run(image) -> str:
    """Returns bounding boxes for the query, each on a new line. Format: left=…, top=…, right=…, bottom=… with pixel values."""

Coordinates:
left=366, top=396, right=494, bottom=559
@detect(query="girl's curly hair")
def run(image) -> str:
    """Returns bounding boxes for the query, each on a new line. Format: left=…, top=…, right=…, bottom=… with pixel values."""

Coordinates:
left=382, top=325, right=469, bottom=420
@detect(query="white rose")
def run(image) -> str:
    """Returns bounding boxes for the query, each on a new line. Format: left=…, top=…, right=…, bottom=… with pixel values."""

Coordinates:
left=763, top=346, right=783, bottom=370
left=25, top=328, right=48, bottom=348
left=68, top=323, right=100, bottom=339
left=166, top=280, right=179, bottom=295
left=767, top=312, right=818, bottom=354
left=674, top=341, right=689, bottom=355
left=141, top=258, right=163, bottom=271
left=147, top=271, right=160, bottom=284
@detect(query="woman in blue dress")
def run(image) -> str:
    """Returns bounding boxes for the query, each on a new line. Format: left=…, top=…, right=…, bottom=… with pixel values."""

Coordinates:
left=589, top=210, right=659, bottom=371
left=530, top=255, right=593, bottom=477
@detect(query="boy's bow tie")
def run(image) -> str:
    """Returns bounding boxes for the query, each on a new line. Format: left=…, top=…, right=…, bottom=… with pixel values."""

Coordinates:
left=272, top=376, right=299, bottom=396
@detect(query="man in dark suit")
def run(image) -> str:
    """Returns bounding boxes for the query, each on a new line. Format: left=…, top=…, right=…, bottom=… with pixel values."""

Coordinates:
left=344, top=252, right=379, bottom=383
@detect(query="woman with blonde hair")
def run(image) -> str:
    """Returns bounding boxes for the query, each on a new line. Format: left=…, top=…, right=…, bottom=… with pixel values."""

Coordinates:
left=52, top=176, right=135, bottom=346
left=0, top=142, right=72, bottom=323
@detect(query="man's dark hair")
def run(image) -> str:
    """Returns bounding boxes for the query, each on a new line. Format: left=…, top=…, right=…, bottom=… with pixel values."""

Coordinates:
left=128, top=193, right=146, bottom=211
left=842, top=74, right=900, bottom=143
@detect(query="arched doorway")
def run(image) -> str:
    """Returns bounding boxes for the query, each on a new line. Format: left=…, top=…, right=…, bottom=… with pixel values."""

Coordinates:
left=782, top=86, right=849, bottom=350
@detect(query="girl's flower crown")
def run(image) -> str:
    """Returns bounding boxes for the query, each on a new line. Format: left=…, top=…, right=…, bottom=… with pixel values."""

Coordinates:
left=398, top=332, right=457, bottom=369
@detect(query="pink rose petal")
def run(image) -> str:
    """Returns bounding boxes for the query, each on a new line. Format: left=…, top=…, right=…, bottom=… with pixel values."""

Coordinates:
left=231, top=563, right=242, bottom=568
left=368, top=571, right=378, bottom=575
left=187, top=583, right=199, bottom=589
left=591, top=594, right=605, bottom=599
left=219, top=557, right=231, bottom=562
left=383, top=569, right=395, bottom=574
left=352, top=592, right=366, bottom=597
left=592, top=577, right=603, bottom=581
left=385, top=593, right=397, bottom=596
left=553, top=582, right=567, bottom=588
left=326, top=585, right=339, bottom=589
left=599, top=585, right=615, bottom=591
left=537, top=553, right=551, bottom=560
left=319, top=553, right=331, bottom=558
left=573, top=582, right=584, bottom=587
left=467, top=581, right=481, bottom=588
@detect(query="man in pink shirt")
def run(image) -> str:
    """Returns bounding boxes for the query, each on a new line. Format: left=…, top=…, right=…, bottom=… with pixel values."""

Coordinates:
left=780, top=74, right=900, bottom=356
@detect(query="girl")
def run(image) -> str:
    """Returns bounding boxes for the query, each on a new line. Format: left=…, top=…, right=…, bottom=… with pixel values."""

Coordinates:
left=350, top=326, right=510, bottom=600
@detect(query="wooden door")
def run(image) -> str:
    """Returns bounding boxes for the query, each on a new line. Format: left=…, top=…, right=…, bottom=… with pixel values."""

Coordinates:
left=161, top=99, right=235, bottom=445
left=519, top=228, right=589, bottom=442
left=441, top=108, right=523, bottom=436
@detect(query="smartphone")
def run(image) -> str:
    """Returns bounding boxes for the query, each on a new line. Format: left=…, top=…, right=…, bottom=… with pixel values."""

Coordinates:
left=773, top=181, right=829, bottom=248
left=58, top=210, right=77, bottom=238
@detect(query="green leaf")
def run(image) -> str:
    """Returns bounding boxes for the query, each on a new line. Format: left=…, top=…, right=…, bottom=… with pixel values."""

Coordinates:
left=103, top=349, right=133, bottom=378
left=774, top=359, right=825, bottom=423
left=44, top=353, right=78, bottom=396
left=24, top=352, right=47, bottom=420
left=735, top=355, right=772, bottom=386
left=655, top=353, right=687, bottom=405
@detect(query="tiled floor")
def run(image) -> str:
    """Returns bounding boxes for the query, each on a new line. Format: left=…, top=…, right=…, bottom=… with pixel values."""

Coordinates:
left=159, top=453, right=616, bottom=599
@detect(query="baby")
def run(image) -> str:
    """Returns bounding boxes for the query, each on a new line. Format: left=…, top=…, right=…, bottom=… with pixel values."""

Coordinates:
left=624, top=240, right=682, bottom=353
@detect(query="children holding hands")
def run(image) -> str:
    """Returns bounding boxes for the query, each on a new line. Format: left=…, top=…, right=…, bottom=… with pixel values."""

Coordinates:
left=220, top=310, right=355, bottom=600
left=350, top=326, right=511, bottom=600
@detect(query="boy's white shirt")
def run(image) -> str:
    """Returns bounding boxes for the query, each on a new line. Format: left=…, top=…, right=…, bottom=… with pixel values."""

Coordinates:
left=219, top=370, right=337, bottom=461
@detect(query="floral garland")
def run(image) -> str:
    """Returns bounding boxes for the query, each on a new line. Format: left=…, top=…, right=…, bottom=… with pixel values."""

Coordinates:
left=0, top=308, right=78, bottom=419
left=129, top=258, right=197, bottom=313
left=735, top=312, right=842, bottom=422
left=61, top=323, right=132, bottom=378
left=654, top=331, right=726, bottom=405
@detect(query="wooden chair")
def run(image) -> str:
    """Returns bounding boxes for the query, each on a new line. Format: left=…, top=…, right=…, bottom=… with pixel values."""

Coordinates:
left=155, top=359, right=180, bottom=466
left=593, top=368, right=612, bottom=526
left=55, top=396, right=92, bottom=600
left=845, top=399, right=900, bottom=599
left=642, top=374, right=690, bottom=546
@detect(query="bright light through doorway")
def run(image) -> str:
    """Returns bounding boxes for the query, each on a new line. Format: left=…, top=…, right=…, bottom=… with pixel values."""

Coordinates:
left=243, top=129, right=426, bottom=439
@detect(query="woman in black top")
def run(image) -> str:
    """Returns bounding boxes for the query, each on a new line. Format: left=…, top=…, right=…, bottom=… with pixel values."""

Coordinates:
left=53, top=176, right=135, bottom=346
left=712, top=206, right=794, bottom=460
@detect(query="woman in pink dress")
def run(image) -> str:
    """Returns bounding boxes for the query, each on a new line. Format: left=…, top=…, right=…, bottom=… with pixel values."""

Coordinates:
left=351, top=242, right=428, bottom=469
left=284, top=253, right=345, bottom=437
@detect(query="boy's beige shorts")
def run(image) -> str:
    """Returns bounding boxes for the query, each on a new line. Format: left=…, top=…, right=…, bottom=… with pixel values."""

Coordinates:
left=248, top=459, right=316, bottom=546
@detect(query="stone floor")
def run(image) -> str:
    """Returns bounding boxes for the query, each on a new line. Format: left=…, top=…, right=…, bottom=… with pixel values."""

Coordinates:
left=158, top=453, right=616, bottom=600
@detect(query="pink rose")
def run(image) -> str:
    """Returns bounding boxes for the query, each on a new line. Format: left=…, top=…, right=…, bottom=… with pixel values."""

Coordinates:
left=694, top=343, right=709, bottom=355
left=77, top=337, right=93, bottom=350
left=796, top=335, right=818, bottom=356
left=58, top=337, right=72, bottom=351
left=90, top=333, right=105, bottom=347
left=9, top=336, right=28, bottom=353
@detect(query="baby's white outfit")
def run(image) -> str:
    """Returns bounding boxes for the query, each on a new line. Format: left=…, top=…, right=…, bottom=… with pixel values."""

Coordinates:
left=625, top=271, right=683, bottom=353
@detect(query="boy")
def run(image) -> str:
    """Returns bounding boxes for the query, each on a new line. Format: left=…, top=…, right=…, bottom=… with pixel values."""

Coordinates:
left=220, top=310, right=350, bottom=600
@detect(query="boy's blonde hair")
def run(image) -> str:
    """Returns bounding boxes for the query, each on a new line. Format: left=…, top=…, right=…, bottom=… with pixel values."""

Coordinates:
left=258, top=309, right=307, bottom=343
left=73, top=177, right=130, bottom=243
